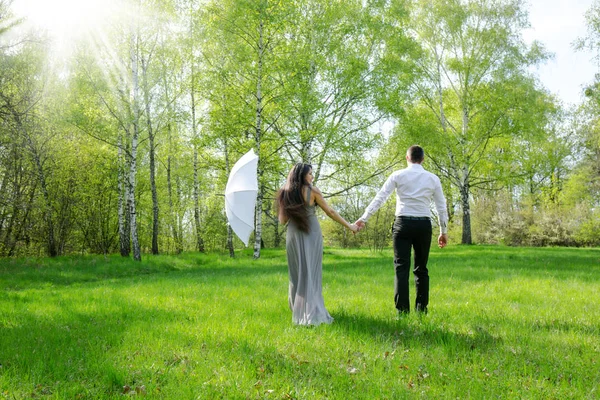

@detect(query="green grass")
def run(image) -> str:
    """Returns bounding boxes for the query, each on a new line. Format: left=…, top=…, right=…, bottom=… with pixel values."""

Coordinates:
left=1, top=246, right=599, bottom=399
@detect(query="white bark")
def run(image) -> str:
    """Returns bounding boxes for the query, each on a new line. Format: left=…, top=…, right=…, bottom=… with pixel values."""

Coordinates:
left=141, top=59, right=159, bottom=255
left=129, top=27, right=142, bottom=262
left=253, top=19, right=265, bottom=260
left=190, top=69, right=205, bottom=252
left=224, top=140, right=235, bottom=257
left=118, top=132, right=129, bottom=256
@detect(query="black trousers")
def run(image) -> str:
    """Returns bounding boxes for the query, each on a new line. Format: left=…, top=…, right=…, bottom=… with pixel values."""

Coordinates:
left=392, top=216, right=432, bottom=313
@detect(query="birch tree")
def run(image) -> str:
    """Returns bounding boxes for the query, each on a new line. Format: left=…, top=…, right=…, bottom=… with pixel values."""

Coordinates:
left=70, top=16, right=146, bottom=260
left=138, top=2, right=177, bottom=255
left=159, top=45, right=185, bottom=254
left=127, top=26, right=143, bottom=261
left=178, top=0, right=206, bottom=253
left=203, top=0, right=290, bottom=258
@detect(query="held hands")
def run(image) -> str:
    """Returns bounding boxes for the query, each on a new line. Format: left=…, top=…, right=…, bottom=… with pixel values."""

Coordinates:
left=355, top=220, right=366, bottom=230
left=348, top=220, right=365, bottom=234
left=350, top=219, right=366, bottom=235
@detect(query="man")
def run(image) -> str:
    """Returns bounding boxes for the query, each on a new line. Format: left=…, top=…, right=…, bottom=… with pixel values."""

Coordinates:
left=355, top=145, right=448, bottom=315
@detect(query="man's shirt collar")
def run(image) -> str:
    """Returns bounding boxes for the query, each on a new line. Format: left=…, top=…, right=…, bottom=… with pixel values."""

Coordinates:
left=407, top=163, right=424, bottom=170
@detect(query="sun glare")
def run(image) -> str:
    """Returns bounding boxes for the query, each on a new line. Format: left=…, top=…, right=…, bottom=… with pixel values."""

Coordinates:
left=12, top=0, right=120, bottom=55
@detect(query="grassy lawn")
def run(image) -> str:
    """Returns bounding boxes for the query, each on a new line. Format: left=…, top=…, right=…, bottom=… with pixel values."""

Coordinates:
left=0, top=245, right=599, bottom=399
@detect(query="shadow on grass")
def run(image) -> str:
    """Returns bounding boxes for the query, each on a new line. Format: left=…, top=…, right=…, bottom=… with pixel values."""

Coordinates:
left=0, top=291, right=302, bottom=398
left=332, top=310, right=501, bottom=353
left=0, top=295, right=202, bottom=397
left=0, top=253, right=286, bottom=291
left=528, top=317, right=600, bottom=336
left=327, top=246, right=600, bottom=283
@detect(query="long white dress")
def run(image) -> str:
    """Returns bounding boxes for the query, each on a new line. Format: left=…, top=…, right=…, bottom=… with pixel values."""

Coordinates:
left=286, top=187, right=334, bottom=326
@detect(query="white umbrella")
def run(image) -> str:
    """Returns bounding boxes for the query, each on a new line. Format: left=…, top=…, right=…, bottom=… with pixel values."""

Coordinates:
left=225, top=149, right=259, bottom=246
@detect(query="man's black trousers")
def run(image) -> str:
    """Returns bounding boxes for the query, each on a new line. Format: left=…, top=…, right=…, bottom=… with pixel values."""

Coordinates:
left=392, top=216, right=432, bottom=313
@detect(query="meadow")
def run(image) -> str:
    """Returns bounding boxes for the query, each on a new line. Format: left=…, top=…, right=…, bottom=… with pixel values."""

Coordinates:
left=0, top=245, right=599, bottom=399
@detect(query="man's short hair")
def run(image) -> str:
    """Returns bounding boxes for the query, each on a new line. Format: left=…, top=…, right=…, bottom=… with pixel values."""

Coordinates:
left=407, top=145, right=424, bottom=163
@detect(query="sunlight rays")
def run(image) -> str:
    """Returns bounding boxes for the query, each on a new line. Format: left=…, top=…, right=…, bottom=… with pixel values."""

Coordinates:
left=14, top=0, right=116, bottom=45
left=11, top=0, right=137, bottom=60
left=10, top=0, right=157, bottom=91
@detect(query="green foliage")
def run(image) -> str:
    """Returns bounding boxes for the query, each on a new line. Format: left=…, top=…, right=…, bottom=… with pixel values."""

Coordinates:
left=575, top=212, right=600, bottom=246
left=471, top=187, right=600, bottom=247
left=1, top=247, right=599, bottom=398
left=1, top=0, right=598, bottom=257
left=397, top=0, right=555, bottom=244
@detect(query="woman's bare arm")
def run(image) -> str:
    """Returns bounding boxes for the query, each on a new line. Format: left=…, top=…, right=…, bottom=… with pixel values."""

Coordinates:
left=278, top=203, right=288, bottom=225
left=312, top=186, right=357, bottom=232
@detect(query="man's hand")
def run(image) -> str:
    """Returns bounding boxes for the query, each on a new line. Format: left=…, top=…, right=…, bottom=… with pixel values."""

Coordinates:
left=438, top=233, right=448, bottom=248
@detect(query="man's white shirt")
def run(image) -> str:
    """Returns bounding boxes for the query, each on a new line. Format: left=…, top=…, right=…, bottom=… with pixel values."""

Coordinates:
left=359, top=163, right=448, bottom=234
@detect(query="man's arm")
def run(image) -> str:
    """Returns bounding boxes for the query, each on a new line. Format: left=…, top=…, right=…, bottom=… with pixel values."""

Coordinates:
left=433, top=176, right=448, bottom=235
left=357, top=173, right=397, bottom=225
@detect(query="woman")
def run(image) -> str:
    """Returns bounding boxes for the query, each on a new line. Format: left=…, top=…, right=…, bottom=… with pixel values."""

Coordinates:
left=277, top=163, right=358, bottom=326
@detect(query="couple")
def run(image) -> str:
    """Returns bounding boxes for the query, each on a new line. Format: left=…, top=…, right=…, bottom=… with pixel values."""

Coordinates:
left=277, top=145, right=449, bottom=326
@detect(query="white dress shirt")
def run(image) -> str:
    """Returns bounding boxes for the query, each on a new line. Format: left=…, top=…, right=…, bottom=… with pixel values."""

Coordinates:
left=359, top=163, right=448, bottom=234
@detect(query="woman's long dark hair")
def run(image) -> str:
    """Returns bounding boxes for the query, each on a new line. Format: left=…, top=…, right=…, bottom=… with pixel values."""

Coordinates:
left=277, top=163, right=312, bottom=233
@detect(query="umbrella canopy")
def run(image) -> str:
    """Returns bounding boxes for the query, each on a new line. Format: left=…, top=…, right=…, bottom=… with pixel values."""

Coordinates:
left=225, top=149, right=259, bottom=246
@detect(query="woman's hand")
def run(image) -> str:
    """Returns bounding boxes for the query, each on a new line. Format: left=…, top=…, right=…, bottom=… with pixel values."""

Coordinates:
left=349, top=223, right=360, bottom=234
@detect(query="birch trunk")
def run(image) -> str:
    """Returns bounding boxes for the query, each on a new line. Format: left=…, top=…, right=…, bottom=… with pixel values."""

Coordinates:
left=118, top=132, right=130, bottom=256
left=224, top=140, right=234, bottom=257
left=253, top=19, right=265, bottom=260
left=166, top=125, right=182, bottom=253
left=129, top=29, right=142, bottom=261
left=193, top=145, right=204, bottom=252
left=164, top=70, right=182, bottom=253
left=176, top=176, right=184, bottom=251
left=142, top=62, right=159, bottom=255
left=460, top=178, right=472, bottom=244
left=436, top=56, right=455, bottom=237
left=460, top=108, right=472, bottom=244
left=190, top=70, right=205, bottom=252
left=125, top=162, right=132, bottom=255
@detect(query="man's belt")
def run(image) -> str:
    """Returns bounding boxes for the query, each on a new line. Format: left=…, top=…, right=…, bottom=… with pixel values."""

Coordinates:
left=398, top=216, right=430, bottom=220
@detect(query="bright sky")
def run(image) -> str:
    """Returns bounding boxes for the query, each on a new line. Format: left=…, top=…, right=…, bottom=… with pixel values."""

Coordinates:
left=524, top=0, right=598, bottom=106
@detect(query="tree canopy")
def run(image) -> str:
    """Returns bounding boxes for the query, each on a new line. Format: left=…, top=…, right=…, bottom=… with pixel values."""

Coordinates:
left=0, top=0, right=598, bottom=259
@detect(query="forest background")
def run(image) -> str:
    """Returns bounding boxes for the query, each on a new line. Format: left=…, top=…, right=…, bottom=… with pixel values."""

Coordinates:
left=0, top=0, right=599, bottom=261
